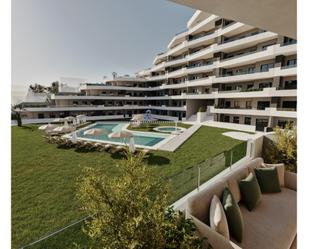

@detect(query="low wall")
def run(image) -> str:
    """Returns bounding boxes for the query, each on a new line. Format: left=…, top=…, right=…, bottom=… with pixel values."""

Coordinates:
left=204, top=121, right=256, bottom=133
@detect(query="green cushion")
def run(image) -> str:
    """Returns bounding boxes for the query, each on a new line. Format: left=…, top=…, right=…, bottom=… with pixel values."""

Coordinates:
left=221, top=187, right=244, bottom=243
left=254, top=167, right=281, bottom=193
left=239, top=172, right=262, bottom=211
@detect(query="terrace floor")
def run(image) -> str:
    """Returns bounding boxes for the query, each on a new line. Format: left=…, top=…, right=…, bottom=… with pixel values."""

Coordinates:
left=11, top=124, right=247, bottom=249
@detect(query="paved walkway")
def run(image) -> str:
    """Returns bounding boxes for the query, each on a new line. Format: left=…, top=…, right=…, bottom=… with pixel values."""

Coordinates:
left=159, top=124, right=201, bottom=152
left=222, top=131, right=257, bottom=141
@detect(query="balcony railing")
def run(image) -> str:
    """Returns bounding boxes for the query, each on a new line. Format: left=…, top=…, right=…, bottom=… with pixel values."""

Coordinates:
left=188, top=30, right=215, bottom=41
left=220, top=30, right=266, bottom=45
left=187, top=61, right=213, bottom=69
left=277, top=107, right=297, bottom=111
left=281, top=64, right=297, bottom=69
left=220, top=46, right=268, bottom=62
left=219, top=69, right=257, bottom=77
left=281, top=40, right=297, bottom=46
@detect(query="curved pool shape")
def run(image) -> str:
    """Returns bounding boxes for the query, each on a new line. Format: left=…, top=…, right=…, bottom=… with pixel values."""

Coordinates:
left=75, top=123, right=169, bottom=148
left=153, top=126, right=186, bottom=133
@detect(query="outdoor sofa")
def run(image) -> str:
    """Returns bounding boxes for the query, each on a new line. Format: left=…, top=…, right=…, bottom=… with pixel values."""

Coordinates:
left=186, top=157, right=297, bottom=249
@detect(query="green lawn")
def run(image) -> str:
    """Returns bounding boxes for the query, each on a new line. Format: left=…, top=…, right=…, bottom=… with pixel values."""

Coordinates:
left=12, top=124, right=247, bottom=249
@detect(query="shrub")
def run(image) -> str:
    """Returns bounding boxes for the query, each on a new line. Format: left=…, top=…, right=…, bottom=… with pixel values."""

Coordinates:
left=262, top=122, right=297, bottom=172
left=76, top=151, right=208, bottom=249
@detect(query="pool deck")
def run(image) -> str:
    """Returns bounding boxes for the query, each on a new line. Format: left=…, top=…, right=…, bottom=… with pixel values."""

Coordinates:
left=159, top=124, right=201, bottom=152
left=66, top=122, right=176, bottom=150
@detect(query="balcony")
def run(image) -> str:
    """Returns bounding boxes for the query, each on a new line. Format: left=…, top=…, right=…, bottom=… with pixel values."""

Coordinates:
left=215, top=66, right=296, bottom=83
left=210, top=106, right=297, bottom=118
left=219, top=43, right=296, bottom=69
left=215, top=87, right=297, bottom=99
left=220, top=30, right=266, bottom=44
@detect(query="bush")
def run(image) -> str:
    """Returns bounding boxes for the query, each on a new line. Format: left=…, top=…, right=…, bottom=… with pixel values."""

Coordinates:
left=262, top=122, right=297, bottom=172
left=76, top=151, right=208, bottom=249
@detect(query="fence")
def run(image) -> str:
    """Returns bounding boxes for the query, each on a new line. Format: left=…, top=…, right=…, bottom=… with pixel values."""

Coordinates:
left=167, top=141, right=247, bottom=203
left=18, top=141, right=247, bottom=248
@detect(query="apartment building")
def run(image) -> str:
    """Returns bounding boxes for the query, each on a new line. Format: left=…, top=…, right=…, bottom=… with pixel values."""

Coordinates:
left=20, top=10, right=297, bottom=131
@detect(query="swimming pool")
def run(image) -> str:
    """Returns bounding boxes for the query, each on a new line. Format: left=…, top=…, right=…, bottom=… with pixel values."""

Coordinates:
left=75, top=123, right=170, bottom=148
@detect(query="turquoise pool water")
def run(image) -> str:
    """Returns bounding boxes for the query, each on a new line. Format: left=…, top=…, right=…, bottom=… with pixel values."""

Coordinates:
left=76, top=123, right=166, bottom=147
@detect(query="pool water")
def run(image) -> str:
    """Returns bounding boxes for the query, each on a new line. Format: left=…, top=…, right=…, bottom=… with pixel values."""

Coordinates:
left=76, top=123, right=167, bottom=147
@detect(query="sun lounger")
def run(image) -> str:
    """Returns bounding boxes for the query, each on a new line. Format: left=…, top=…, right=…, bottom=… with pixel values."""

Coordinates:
left=104, top=144, right=112, bottom=151
left=112, top=145, right=125, bottom=153
left=141, top=149, right=150, bottom=155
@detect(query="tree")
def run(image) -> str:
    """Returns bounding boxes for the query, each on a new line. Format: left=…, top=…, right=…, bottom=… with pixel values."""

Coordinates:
left=76, top=151, right=207, bottom=249
left=263, top=122, right=297, bottom=172
left=11, top=104, right=22, bottom=127
left=50, top=81, right=59, bottom=93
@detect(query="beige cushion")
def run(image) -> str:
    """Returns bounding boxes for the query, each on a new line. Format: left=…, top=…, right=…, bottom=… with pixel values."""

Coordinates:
left=187, top=181, right=226, bottom=225
left=188, top=214, right=234, bottom=249
left=247, top=157, right=264, bottom=173
left=209, top=195, right=230, bottom=239
left=263, top=163, right=285, bottom=187
left=225, top=166, right=249, bottom=203
left=233, top=188, right=297, bottom=249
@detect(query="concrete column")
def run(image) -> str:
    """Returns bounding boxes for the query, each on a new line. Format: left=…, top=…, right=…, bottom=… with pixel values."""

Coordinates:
left=277, top=35, right=285, bottom=46
left=268, top=116, right=274, bottom=127
left=272, top=76, right=281, bottom=89
left=275, top=55, right=285, bottom=67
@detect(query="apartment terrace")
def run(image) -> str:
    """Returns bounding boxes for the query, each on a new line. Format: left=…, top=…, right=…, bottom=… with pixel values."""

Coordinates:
left=210, top=106, right=297, bottom=118
left=151, top=29, right=275, bottom=70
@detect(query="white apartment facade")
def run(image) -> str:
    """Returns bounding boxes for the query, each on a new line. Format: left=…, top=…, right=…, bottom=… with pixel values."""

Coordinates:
left=19, top=10, right=297, bottom=131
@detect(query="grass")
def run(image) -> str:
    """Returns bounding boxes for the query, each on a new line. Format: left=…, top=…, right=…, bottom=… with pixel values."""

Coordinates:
left=12, top=124, right=247, bottom=249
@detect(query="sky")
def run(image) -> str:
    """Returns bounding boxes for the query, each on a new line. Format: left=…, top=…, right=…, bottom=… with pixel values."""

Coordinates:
left=11, top=0, right=194, bottom=103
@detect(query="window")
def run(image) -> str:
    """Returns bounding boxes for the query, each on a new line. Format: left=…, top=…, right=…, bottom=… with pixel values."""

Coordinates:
left=233, top=116, right=240, bottom=123
left=257, top=101, right=270, bottom=110
left=259, top=82, right=272, bottom=89
left=234, top=101, right=240, bottom=108
left=260, top=63, right=274, bottom=72
left=247, top=84, right=254, bottom=90
left=256, top=119, right=269, bottom=131
left=244, top=117, right=251, bottom=125
left=284, top=80, right=297, bottom=89
left=248, top=67, right=255, bottom=73
left=246, top=101, right=252, bottom=109
left=287, top=59, right=297, bottom=66
left=224, top=101, right=231, bottom=108
left=236, top=85, right=242, bottom=91
left=282, top=101, right=297, bottom=110
left=283, top=37, right=296, bottom=45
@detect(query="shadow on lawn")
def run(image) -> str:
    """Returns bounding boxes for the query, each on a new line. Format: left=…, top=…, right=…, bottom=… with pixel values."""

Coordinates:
left=146, top=154, right=170, bottom=166
left=20, top=125, right=35, bottom=131
left=74, top=147, right=97, bottom=153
